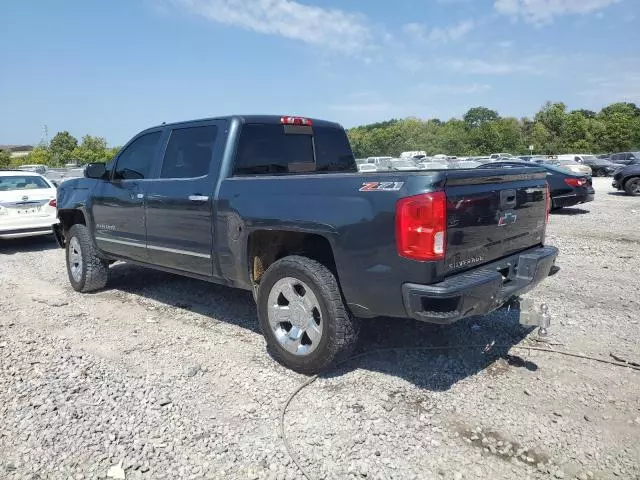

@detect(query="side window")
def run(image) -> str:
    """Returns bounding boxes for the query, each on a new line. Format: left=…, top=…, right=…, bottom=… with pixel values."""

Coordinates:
left=314, top=127, right=356, bottom=172
left=234, top=124, right=314, bottom=175
left=160, top=125, right=218, bottom=179
left=114, top=132, right=162, bottom=180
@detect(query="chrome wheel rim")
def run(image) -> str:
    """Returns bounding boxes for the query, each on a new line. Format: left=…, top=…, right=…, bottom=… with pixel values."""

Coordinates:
left=69, top=237, right=83, bottom=283
left=267, top=277, right=323, bottom=356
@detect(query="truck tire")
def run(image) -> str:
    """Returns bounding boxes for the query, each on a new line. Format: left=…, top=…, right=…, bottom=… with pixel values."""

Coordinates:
left=257, top=255, right=359, bottom=374
left=624, top=177, right=640, bottom=196
left=66, top=224, right=109, bottom=292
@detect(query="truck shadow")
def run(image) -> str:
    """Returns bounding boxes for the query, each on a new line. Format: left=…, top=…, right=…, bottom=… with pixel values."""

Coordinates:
left=105, top=262, right=537, bottom=391
left=323, top=311, right=537, bottom=391
left=0, top=235, right=59, bottom=254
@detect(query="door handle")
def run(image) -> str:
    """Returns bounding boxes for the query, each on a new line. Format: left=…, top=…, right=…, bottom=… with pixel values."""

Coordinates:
left=188, top=195, right=209, bottom=202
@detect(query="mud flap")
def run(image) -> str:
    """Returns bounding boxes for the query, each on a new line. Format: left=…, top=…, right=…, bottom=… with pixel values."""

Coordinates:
left=52, top=223, right=65, bottom=248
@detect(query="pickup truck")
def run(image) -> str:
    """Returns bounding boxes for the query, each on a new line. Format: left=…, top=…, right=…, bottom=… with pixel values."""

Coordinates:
left=55, top=115, right=558, bottom=374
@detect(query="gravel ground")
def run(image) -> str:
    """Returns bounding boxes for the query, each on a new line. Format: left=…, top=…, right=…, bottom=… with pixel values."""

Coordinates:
left=1, top=176, right=639, bottom=480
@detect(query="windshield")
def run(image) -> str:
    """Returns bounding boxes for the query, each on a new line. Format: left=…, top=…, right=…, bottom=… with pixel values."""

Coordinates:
left=0, top=175, right=51, bottom=191
left=582, top=155, right=598, bottom=161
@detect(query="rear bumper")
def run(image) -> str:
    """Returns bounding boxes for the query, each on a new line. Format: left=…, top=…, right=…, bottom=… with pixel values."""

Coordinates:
left=402, top=245, right=558, bottom=324
left=552, top=191, right=594, bottom=208
left=0, top=217, right=59, bottom=239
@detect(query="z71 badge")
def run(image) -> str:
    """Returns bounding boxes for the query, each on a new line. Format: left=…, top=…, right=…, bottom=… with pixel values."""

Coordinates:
left=359, top=182, right=404, bottom=192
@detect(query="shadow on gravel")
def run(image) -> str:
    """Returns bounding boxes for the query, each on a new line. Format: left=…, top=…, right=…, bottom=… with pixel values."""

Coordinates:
left=0, top=234, right=59, bottom=254
left=105, top=262, right=261, bottom=333
left=323, top=308, right=538, bottom=391
left=551, top=207, right=590, bottom=215
left=606, top=191, right=630, bottom=197
left=103, top=262, right=537, bottom=390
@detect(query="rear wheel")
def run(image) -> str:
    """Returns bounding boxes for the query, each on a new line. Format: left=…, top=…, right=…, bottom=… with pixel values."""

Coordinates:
left=257, top=256, right=359, bottom=374
left=624, top=177, right=640, bottom=196
left=66, top=224, right=109, bottom=292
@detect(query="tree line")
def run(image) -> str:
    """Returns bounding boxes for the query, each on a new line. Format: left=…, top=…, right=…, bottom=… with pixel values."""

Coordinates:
left=0, top=132, right=119, bottom=169
left=346, top=102, right=640, bottom=158
left=2, top=101, right=639, bottom=169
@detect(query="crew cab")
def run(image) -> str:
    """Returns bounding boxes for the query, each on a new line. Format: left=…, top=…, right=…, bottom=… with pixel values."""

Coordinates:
left=55, top=115, right=558, bottom=373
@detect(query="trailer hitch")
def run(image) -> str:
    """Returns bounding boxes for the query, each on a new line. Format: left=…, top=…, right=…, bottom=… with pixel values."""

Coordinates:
left=509, top=297, right=551, bottom=337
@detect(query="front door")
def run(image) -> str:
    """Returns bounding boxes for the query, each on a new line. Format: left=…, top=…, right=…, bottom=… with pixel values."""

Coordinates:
left=91, top=130, right=164, bottom=261
left=143, top=121, right=225, bottom=276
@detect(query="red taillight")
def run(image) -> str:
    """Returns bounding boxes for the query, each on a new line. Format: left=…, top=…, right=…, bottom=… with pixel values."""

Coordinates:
left=49, top=199, right=57, bottom=208
left=564, top=178, right=586, bottom=187
left=396, top=191, right=447, bottom=261
left=280, top=116, right=313, bottom=126
left=545, top=184, right=550, bottom=223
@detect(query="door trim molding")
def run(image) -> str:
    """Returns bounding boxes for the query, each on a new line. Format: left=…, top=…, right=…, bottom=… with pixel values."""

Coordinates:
left=147, top=243, right=211, bottom=259
left=95, top=236, right=144, bottom=248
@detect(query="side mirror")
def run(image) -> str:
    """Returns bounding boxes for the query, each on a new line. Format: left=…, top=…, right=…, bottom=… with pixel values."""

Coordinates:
left=85, top=163, right=107, bottom=180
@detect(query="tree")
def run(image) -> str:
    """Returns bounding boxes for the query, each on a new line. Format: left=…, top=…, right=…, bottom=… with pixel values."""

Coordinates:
left=23, top=146, right=52, bottom=165
left=0, top=149, right=10, bottom=168
left=49, top=131, right=79, bottom=166
left=463, top=107, right=499, bottom=129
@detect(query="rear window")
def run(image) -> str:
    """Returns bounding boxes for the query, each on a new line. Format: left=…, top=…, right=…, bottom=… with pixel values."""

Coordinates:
left=234, top=123, right=356, bottom=175
left=0, top=175, right=51, bottom=191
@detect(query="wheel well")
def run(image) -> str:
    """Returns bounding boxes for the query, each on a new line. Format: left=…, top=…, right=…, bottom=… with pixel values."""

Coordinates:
left=58, top=210, right=86, bottom=238
left=248, top=230, right=337, bottom=284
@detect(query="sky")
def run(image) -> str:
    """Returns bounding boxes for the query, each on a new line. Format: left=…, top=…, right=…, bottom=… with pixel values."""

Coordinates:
left=1, top=0, right=639, bottom=146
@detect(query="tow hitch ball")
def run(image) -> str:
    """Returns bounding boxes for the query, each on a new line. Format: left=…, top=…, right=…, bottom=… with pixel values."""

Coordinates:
left=512, top=298, right=551, bottom=336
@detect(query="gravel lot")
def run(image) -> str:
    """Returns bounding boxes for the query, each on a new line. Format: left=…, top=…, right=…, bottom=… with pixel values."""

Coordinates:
left=1, top=177, right=639, bottom=480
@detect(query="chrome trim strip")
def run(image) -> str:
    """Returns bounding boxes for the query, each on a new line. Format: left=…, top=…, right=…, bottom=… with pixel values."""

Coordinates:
left=146, top=244, right=211, bottom=259
left=95, top=236, right=211, bottom=258
left=95, top=236, right=144, bottom=248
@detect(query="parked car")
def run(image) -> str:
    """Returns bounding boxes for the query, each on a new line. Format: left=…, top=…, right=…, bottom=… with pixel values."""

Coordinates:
left=390, top=158, right=420, bottom=171
left=16, top=164, right=48, bottom=175
left=0, top=170, right=59, bottom=239
left=570, top=155, right=619, bottom=177
left=365, top=156, right=393, bottom=170
left=490, top=153, right=514, bottom=159
left=545, top=158, right=592, bottom=175
left=357, top=163, right=377, bottom=173
left=55, top=114, right=557, bottom=373
left=476, top=160, right=594, bottom=210
left=608, top=152, right=640, bottom=166
left=612, top=164, right=640, bottom=196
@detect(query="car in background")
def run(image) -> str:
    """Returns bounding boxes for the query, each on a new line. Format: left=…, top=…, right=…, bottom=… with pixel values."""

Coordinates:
left=0, top=170, right=58, bottom=239
left=16, top=164, right=48, bottom=175
left=476, top=160, right=594, bottom=210
left=490, top=153, right=514, bottom=159
left=545, top=157, right=592, bottom=175
left=571, top=155, right=619, bottom=177
left=357, top=163, right=378, bottom=173
left=365, top=156, right=393, bottom=170
left=608, top=152, right=640, bottom=167
left=390, top=158, right=421, bottom=171
left=612, top=164, right=640, bottom=196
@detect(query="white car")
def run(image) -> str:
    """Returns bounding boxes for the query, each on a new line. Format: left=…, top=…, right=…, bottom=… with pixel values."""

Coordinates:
left=357, top=163, right=378, bottom=173
left=0, top=170, right=58, bottom=239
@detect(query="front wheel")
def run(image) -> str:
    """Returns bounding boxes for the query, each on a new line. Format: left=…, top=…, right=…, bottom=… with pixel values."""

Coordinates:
left=624, top=177, right=640, bottom=196
left=66, top=224, right=109, bottom=292
left=257, top=256, right=359, bottom=374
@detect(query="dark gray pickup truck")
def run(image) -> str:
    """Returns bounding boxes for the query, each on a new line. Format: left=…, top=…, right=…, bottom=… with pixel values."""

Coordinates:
left=55, top=115, right=558, bottom=373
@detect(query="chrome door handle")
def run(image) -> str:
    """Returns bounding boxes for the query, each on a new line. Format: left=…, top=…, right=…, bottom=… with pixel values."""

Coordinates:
left=136, top=193, right=144, bottom=199
left=188, top=195, right=209, bottom=202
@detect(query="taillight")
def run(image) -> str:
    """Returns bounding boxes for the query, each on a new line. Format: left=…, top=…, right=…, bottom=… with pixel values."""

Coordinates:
left=545, top=184, right=550, bottom=223
left=280, top=116, right=313, bottom=126
left=396, top=191, right=446, bottom=261
left=49, top=199, right=57, bottom=208
left=564, top=178, right=586, bottom=187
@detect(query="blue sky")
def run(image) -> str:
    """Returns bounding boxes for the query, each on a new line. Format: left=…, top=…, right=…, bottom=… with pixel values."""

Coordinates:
left=1, top=0, right=638, bottom=146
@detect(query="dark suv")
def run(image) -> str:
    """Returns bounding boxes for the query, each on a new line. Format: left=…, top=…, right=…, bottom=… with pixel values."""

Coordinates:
left=608, top=152, right=640, bottom=167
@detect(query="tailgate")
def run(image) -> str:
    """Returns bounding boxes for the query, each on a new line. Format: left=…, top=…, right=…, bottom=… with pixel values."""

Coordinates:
left=444, top=168, right=548, bottom=275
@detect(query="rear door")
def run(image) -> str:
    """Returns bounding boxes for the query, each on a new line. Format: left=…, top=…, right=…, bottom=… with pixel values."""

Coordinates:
left=443, top=168, right=548, bottom=274
left=143, top=120, right=226, bottom=276
left=91, top=130, right=164, bottom=261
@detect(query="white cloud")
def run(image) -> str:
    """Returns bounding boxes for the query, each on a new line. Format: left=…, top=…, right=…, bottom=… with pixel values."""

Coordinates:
left=494, top=0, right=621, bottom=25
left=169, top=0, right=372, bottom=55
left=403, top=20, right=475, bottom=44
